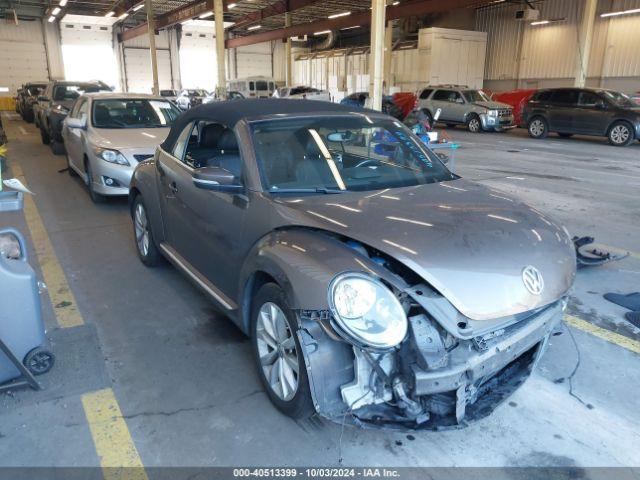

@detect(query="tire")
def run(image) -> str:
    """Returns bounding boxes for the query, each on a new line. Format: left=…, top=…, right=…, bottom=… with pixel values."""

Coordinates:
left=251, top=283, right=315, bottom=419
left=607, top=121, right=634, bottom=147
left=50, top=137, right=65, bottom=155
left=24, top=348, right=55, bottom=375
left=132, top=195, right=162, bottom=267
left=558, top=133, right=573, bottom=138
left=40, top=125, right=50, bottom=145
left=24, top=111, right=34, bottom=123
left=528, top=116, right=548, bottom=139
left=467, top=114, right=482, bottom=133
left=66, top=154, right=78, bottom=177
left=84, top=160, right=105, bottom=203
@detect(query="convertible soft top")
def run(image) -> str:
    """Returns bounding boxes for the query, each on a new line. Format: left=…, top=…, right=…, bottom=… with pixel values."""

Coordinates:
left=162, top=98, right=372, bottom=151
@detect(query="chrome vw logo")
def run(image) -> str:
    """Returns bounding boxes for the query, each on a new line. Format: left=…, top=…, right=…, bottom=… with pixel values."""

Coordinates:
left=522, top=266, right=544, bottom=295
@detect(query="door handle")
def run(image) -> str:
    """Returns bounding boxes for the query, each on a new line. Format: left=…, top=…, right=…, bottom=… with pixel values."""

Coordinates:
left=169, top=182, right=178, bottom=194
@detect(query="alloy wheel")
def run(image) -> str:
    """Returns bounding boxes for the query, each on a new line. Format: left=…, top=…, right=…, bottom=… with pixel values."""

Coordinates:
left=256, top=302, right=299, bottom=401
left=134, top=203, right=150, bottom=257
left=610, top=124, right=630, bottom=145
left=468, top=117, right=480, bottom=133
left=529, top=119, right=545, bottom=137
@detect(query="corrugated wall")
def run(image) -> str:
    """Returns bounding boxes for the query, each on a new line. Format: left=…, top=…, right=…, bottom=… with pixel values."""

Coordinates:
left=477, top=0, right=640, bottom=90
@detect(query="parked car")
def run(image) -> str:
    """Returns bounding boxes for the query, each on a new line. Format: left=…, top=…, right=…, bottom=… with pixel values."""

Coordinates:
left=273, top=86, right=331, bottom=102
left=228, top=76, right=276, bottom=99
left=523, top=88, right=640, bottom=146
left=62, top=93, right=181, bottom=203
left=417, top=85, right=515, bottom=132
left=203, top=91, right=246, bottom=104
left=160, top=89, right=179, bottom=102
left=340, top=92, right=404, bottom=120
left=176, top=89, right=208, bottom=110
left=128, top=99, right=575, bottom=429
left=34, top=80, right=111, bottom=154
left=16, top=82, right=47, bottom=123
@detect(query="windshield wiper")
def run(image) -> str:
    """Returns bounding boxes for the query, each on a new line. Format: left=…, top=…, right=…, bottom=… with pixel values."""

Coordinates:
left=269, top=187, right=347, bottom=194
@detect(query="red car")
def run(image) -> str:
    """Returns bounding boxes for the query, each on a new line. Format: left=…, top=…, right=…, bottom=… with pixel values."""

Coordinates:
left=492, top=89, right=537, bottom=126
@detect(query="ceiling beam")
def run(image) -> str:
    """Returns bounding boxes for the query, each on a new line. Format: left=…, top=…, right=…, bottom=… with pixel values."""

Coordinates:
left=230, top=0, right=320, bottom=31
left=226, top=0, right=483, bottom=48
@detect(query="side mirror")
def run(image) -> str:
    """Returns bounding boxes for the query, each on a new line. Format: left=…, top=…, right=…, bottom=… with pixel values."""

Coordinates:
left=38, top=96, right=48, bottom=102
left=192, top=166, right=243, bottom=192
left=66, top=116, right=87, bottom=130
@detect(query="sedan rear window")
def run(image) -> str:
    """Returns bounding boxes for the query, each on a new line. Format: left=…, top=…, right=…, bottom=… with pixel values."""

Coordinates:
left=92, top=99, right=181, bottom=129
left=251, top=116, right=454, bottom=194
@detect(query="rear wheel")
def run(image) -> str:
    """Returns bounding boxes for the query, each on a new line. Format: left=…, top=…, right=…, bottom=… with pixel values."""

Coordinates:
left=607, top=121, right=633, bottom=147
left=251, top=283, right=314, bottom=419
left=50, top=133, right=65, bottom=155
left=132, top=195, right=161, bottom=266
left=40, top=125, right=50, bottom=145
left=528, top=116, right=548, bottom=139
left=467, top=114, right=482, bottom=133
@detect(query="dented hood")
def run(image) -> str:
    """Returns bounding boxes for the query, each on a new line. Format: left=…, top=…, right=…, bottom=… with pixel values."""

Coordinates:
left=273, top=180, right=576, bottom=321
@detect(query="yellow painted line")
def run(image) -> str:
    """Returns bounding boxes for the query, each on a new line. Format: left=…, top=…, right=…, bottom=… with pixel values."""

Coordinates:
left=565, top=314, right=640, bottom=355
left=9, top=163, right=84, bottom=328
left=82, top=389, right=148, bottom=480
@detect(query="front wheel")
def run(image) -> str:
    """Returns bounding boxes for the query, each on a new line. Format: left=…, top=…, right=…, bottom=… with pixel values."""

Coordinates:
left=251, top=283, right=315, bottom=419
left=40, top=125, right=50, bottom=145
left=467, top=114, right=482, bottom=133
left=132, top=195, right=162, bottom=266
left=528, top=117, right=548, bottom=139
left=608, top=121, right=633, bottom=147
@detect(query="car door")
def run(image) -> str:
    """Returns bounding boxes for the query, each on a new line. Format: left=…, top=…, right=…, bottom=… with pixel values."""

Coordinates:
left=574, top=91, right=609, bottom=135
left=157, top=120, right=248, bottom=299
left=63, top=98, right=89, bottom=171
left=547, top=89, right=579, bottom=132
left=429, top=89, right=458, bottom=122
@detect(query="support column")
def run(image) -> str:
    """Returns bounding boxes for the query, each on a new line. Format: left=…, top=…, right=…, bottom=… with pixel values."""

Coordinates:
left=285, top=12, right=293, bottom=86
left=574, top=0, right=597, bottom=88
left=214, top=0, right=227, bottom=99
left=145, top=0, right=159, bottom=95
left=368, top=0, right=385, bottom=111
left=383, top=21, right=393, bottom=94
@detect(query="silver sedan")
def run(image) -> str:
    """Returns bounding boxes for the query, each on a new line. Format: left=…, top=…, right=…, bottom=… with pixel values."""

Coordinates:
left=62, top=92, right=181, bottom=202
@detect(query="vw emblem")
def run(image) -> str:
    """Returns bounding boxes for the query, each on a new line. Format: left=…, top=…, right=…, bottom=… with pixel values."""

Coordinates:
left=522, top=266, right=544, bottom=295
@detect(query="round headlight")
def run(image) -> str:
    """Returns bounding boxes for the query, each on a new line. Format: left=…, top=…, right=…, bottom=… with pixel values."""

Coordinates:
left=101, top=149, right=117, bottom=162
left=328, top=272, right=408, bottom=350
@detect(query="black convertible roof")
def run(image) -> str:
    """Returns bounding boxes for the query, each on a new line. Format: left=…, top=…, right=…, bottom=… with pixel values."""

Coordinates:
left=162, top=98, right=370, bottom=151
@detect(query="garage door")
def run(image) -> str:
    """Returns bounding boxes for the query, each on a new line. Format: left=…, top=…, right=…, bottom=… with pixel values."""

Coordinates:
left=124, top=48, right=172, bottom=94
left=60, top=16, right=119, bottom=90
left=0, top=20, right=49, bottom=95
left=180, top=26, right=217, bottom=91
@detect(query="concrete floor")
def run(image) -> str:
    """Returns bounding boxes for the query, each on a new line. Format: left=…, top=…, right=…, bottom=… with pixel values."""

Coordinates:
left=1, top=112, right=639, bottom=469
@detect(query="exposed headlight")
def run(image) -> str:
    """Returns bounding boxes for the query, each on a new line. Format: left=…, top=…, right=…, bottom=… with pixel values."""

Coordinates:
left=487, top=109, right=498, bottom=117
left=95, top=148, right=130, bottom=166
left=328, top=272, right=407, bottom=350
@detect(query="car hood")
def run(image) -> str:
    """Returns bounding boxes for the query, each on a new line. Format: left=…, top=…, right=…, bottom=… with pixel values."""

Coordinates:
left=272, top=180, right=576, bottom=321
left=473, top=101, right=512, bottom=110
left=90, top=128, right=170, bottom=152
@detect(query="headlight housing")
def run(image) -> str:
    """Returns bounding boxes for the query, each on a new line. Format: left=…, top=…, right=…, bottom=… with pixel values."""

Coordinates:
left=328, top=272, right=408, bottom=350
left=487, top=109, right=498, bottom=117
left=94, top=147, right=130, bottom=166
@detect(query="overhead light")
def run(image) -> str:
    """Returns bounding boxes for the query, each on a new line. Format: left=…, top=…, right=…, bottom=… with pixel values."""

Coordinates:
left=392, top=1, right=399, bottom=5
left=105, top=10, right=115, bottom=17
left=228, top=2, right=237, bottom=8
left=133, top=4, right=144, bottom=11
left=199, top=11, right=214, bottom=18
left=52, top=7, right=61, bottom=14
left=340, top=25, right=360, bottom=30
left=601, top=7, right=640, bottom=17
left=328, top=11, right=350, bottom=19
left=59, top=0, right=67, bottom=6
left=247, top=24, right=261, bottom=30
left=530, top=20, right=549, bottom=25
left=314, top=30, right=331, bottom=35
left=48, top=15, right=56, bottom=22
left=118, top=12, right=129, bottom=19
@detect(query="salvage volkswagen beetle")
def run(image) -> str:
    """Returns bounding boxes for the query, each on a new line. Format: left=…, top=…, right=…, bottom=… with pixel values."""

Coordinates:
left=129, top=99, right=576, bottom=429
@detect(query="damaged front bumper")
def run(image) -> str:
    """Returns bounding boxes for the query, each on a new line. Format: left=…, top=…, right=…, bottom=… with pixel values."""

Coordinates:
left=297, top=298, right=563, bottom=430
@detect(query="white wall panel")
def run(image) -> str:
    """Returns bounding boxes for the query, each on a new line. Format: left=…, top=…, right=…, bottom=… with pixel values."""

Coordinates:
left=0, top=20, right=48, bottom=94
left=180, top=25, right=217, bottom=90
left=236, top=42, right=272, bottom=78
left=124, top=48, right=172, bottom=93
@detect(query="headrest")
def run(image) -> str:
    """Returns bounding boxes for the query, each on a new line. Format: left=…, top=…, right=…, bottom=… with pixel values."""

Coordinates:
left=200, top=123, right=225, bottom=148
left=219, top=129, right=238, bottom=151
left=94, top=105, right=111, bottom=123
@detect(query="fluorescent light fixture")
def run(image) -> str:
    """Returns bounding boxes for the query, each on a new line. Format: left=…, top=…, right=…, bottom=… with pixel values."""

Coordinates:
left=247, top=24, right=261, bottom=30
left=340, top=25, right=360, bottom=30
left=48, top=15, right=56, bottom=22
left=601, top=7, right=640, bottom=17
left=392, top=1, right=399, bottom=4
left=52, top=7, right=61, bottom=14
left=59, top=0, right=67, bottom=6
left=118, top=12, right=129, bottom=19
left=314, top=30, right=331, bottom=35
left=530, top=20, right=549, bottom=25
left=199, top=10, right=214, bottom=18
left=328, top=11, right=350, bottom=19
left=133, top=4, right=144, bottom=11
left=228, top=2, right=237, bottom=8
left=105, top=11, right=115, bottom=17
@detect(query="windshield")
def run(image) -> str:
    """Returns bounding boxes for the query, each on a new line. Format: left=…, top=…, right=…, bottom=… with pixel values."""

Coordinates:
left=92, top=99, right=181, bottom=129
left=255, top=81, right=269, bottom=91
left=27, top=86, right=45, bottom=96
left=462, top=90, right=491, bottom=103
left=251, top=116, right=454, bottom=194
left=600, top=90, right=636, bottom=108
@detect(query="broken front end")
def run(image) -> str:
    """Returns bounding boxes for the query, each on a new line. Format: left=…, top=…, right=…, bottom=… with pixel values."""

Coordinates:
left=297, top=269, right=565, bottom=430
